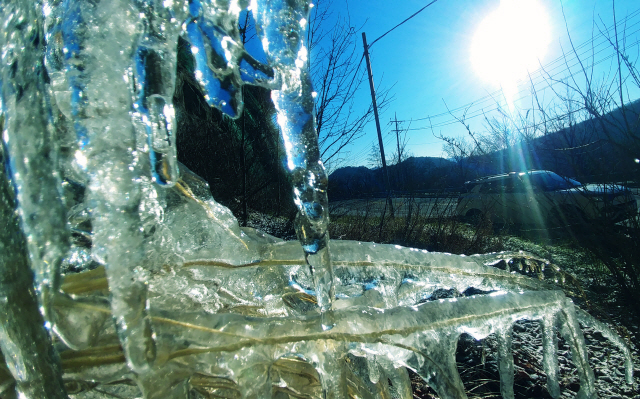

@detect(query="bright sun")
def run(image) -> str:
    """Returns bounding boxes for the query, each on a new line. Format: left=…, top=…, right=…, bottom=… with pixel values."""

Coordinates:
left=471, top=0, right=551, bottom=106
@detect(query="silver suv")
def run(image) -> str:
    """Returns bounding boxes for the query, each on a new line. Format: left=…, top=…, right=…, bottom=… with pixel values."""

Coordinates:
left=455, top=170, right=638, bottom=226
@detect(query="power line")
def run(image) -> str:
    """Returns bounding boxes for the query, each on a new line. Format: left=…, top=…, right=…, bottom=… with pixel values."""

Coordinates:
left=409, top=34, right=640, bottom=131
left=368, top=0, right=440, bottom=48
left=347, top=5, right=640, bottom=166
left=411, top=7, right=640, bottom=124
left=437, top=8, right=640, bottom=120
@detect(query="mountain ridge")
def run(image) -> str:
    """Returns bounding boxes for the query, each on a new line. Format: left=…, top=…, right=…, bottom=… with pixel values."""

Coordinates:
left=328, top=101, right=640, bottom=200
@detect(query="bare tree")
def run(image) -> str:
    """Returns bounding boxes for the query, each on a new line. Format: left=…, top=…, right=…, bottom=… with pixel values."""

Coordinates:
left=367, top=142, right=383, bottom=170
left=529, top=1, right=640, bottom=182
left=436, top=1, right=640, bottom=318
left=307, top=0, right=391, bottom=168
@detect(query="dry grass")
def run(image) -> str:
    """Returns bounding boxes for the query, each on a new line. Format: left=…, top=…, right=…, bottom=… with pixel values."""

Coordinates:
left=329, top=197, right=504, bottom=256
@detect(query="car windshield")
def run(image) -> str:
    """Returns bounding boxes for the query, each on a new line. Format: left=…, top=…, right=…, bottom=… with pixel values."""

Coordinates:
left=525, top=172, right=581, bottom=191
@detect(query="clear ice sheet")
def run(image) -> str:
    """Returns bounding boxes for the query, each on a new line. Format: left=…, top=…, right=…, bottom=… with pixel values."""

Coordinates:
left=35, top=178, right=636, bottom=398
left=0, top=0, right=635, bottom=398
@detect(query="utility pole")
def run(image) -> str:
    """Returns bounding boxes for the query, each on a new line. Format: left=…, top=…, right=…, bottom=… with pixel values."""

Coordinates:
left=390, top=112, right=404, bottom=189
left=362, top=32, right=394, bottom=216
left=391, top=112, right=402, bottom=165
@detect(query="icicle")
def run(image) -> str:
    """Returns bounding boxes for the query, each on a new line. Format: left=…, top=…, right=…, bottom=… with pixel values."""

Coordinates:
left=1, top=0, right=69, bottom=323
left=340, top=353, right=379, bottom=399
left=133, top=58, right=179, bottom=186
left=49, top=0, right=159, bottom=374
left=131, top=1, right=185, bottom=187
left=184, top=16, right=240, bottom=117
left=558, top=299, right=597, bottom=399
left=575, top=308, right=634, bottom=385
left=346, top=368, right=381, bottom=399
left=255, top=0, right=334, bottom=312
left=542, top=312, right=561, bottom=398
left=145, top=95, right=179, bottom=186
left=408, top=333, right=467, bottom=399
left=496, top=325, right=515, bottom=399
left=366, top=352, right=381, bottom=384
left=377, top=358, right=413, bottom=399
left=0, top=158, right=68, bottom=399
left=184, top=0, right=274, bottom=117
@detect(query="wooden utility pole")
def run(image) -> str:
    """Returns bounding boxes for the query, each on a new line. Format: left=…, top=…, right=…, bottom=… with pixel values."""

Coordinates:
left=362, top=32, right=393, bottom=216
left=391, top=112, right=404, bottom=188
left=391, top=112, right=402, bottom=165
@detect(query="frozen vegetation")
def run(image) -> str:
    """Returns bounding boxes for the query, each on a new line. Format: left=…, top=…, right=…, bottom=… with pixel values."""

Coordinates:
left=0, top=0, right=635, bottom=398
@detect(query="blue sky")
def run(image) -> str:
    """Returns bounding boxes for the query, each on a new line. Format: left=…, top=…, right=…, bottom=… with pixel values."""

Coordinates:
left=314, top=0, right=640, bottom=168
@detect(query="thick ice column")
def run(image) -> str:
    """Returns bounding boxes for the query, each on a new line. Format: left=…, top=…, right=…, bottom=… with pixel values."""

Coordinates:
left=0, top=164, right=68, bottom=398
left=256, top=0, right=334, bottom=312
left=52, top=0, right=158, bottom=373
left=0, top=0, right=69, bottom=322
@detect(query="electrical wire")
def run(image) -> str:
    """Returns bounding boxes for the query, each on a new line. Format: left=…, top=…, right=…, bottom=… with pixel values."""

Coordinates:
left=408, top=32, right=640, bottom=131
left=368, top=0, right=440, bottom=49
left=411, top=8, right=640, bottom=124
left=344, top=5, right=640, bottom=166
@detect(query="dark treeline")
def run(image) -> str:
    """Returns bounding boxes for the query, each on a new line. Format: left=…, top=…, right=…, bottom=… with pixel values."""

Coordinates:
left=458, top=99, right=640, bottom=185
left=328, top=157, right=459, bottom=200
left=173, top=37, right=295, bottom=223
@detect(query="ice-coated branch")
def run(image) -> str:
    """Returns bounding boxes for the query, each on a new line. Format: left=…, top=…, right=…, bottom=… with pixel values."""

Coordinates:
left=0, top=0, right=635, bottom=398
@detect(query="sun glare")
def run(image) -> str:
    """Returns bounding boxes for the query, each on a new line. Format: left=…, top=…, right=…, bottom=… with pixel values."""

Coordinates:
left=471, top=0, right=551, bottom=107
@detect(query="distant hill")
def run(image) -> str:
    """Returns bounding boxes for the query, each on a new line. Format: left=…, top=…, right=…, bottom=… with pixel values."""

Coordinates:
left=464, top=99, right=640, bottom=183
left=328, top=156, right=457, bottom=200
left=328, top=166, right=383, bottom=200
left=329, top=101, right=640, bottom=199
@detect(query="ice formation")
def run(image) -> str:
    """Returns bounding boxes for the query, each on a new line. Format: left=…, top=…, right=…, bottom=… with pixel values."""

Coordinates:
left=0, top=1, right=633, bottom=398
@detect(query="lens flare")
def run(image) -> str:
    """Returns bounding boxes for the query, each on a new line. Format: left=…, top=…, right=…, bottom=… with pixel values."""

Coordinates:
left=471, top=0, right=551, bottom=108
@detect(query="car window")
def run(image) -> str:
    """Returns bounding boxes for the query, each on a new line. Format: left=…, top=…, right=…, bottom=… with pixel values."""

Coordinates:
left=479, top=180, right=503, bottom=194
left=527, top=172, right=581, bottom=191
left=506, top=177, right=526, bottom=193
left=477, top=177, right=524, bottom=194
left=519, top=175, right=542, bottom=192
